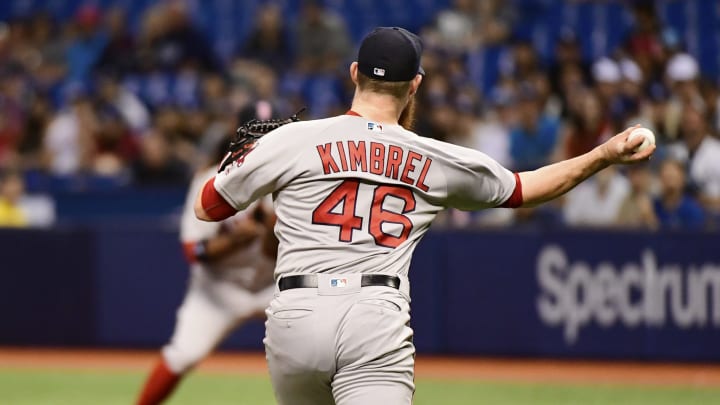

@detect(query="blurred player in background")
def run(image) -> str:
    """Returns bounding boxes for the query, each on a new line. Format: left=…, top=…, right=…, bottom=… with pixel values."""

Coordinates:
left=135, top=103, right=278, bottom=405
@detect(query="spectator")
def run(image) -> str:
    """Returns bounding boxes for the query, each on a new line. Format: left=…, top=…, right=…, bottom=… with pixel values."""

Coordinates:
left=0, top=171, right=27, bottom=227
left=549, top=29, right=590, bottom=103
left=240, top=3, right=291, bottom=71
left=27, top=13, right=68, bottom=93
left=137, top=1, right=220, bottom=73
left=0, top=170, right=55, bottom=227
left=653, top=159, right=705, bottom=229
left=151, top=105, right=200, bottom=170
left=200, top=73, right=231, bottom=116
left=624, top=1, right=663, bottom=81
left=427, top=0, right=513, bottom=56
left=591, top=57, right=622, bottom=121
left=616, top=164, right=658, bottom=230
left=663, top=53, right=702, bottom=140
left=445, top=84, right=481, bottom=147
left=42, top=93, right=96, bottom=175
left=96, top=74, right=150, bottom=135
left=414, top=73, right=457, bottom=142
left=0, top=70, right=26, bottom=165
left=132, top=131, right=188, bottom=186
left=641, top=82, right=673, bottom=142
left=95, top=7, right=136, bottom=76
left=666, top=53, right=703, bottom=108
left=427, top=0, right=478, bottom=52
left=509, top=84, right=561, bottom=171
left=469, top=88, right=514, bottom=167
left=476, top=0, right=514, bottom=46
left=295, top=0, right=351, bottom=73
left=195, top=74, right=233, bottom=162
left=135, top=4, right=166, bottom=73
left=91, top=99, right=138, bottom=177
left=555, top=63, right=587, bottom=119
left=16, top=96, right=52, bottom=169
left=699, top=78, right=720, bottom=135
left=505, top=40, right=542, bottom=83
left=560, top=89, right=613, bottom=159
left=615, top=58, right=644, bottom=127
left=1, top=18, right=28, bottom=69
left=563, top=166, right=630, bottom=227
left=668, top=105, right=720, bottom=216
left=66, top=5, right=107, bottom=82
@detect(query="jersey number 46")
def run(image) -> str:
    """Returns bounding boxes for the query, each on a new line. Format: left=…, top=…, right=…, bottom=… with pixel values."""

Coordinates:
left=312, top=180, right=415, bottom=248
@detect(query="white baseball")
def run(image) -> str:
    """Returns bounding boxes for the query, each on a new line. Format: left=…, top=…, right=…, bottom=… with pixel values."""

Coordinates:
left=627, top=127, right=655, bottom=152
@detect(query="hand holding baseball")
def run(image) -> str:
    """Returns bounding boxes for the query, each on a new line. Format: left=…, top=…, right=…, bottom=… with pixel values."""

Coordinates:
left=627, top=127, right=655, bottom=152
left=599, top=125, right=656, bottom=164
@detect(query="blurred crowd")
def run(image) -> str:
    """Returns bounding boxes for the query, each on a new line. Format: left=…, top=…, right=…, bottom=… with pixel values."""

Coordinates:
left=0, top=0, right=718, bottom=230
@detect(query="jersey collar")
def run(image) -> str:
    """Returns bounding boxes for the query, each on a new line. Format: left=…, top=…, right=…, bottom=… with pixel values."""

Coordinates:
left=345, top=110, right=362, bottom=117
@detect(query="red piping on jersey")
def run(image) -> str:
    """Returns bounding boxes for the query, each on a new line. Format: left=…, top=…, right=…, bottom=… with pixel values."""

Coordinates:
left=500, top=172, right=524, bottom=208
left=346, top=110, right=362, bottom=117
left=200, top=177, right=238, bottom=221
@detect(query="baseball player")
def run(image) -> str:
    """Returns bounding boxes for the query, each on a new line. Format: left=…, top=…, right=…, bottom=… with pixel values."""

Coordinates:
left=195, top=27, right=655, bottom=405
left=135, top=143, right=277, bottom=405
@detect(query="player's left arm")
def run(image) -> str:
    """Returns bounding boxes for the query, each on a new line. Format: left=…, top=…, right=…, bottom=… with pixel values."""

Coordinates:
left=516, top=125, right=655, bottom=207
left=196, top=111, right=303, bottom=222
left=195, top=177, right=236, bottom=221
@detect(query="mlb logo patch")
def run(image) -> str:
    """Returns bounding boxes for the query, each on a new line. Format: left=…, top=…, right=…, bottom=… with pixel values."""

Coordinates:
left=367, top=122, right=383, bottom=132
left=330, top=278, right=348, bottom=288
left=373, top=67, right=386, bottom=77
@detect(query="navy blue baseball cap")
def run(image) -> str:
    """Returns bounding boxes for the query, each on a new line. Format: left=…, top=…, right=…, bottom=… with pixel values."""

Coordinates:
left=358, top=27, right=425, bottom=82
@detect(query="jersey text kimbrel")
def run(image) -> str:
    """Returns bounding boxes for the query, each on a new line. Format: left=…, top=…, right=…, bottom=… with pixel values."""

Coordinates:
left=316, top=140, right=432, bottom=191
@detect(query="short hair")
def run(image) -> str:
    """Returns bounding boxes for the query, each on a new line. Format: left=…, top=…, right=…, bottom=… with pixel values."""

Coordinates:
left=357, top=72, right=412, bottom=100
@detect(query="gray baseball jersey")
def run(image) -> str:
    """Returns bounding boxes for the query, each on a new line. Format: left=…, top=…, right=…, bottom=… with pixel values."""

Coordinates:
left=211, top=112, right=520, bottom=405
left=213, top=113, right=519, bottom=279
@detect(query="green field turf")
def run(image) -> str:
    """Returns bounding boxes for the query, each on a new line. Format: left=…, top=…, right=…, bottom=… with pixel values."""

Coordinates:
left=1, top=368, right=719, bottom=405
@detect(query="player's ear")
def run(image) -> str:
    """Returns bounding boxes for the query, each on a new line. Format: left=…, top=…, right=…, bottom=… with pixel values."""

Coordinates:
left=408, top=74, right=423, bottom=97
left=350, top=62, right=359, bottom=85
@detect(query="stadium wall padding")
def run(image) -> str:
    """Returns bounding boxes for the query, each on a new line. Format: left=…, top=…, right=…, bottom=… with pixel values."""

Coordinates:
left=2, top=227, right=720, bottom=361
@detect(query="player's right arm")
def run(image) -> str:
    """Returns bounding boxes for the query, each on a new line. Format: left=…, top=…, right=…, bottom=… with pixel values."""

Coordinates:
left=439, top=126, right=654, bottom=210
left=516, top=126, right=654, bottom=207
left=182, top=170, right=264, bottom=263
left=182, top=215, right=262, bottom=263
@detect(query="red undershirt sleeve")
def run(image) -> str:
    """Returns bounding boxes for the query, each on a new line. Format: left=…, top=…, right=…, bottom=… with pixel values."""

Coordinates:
left=200, top=177, right=238, bottom=221
left=500, top=172, right=523, bottom=208
left=181, top=242, right=198, bottom=263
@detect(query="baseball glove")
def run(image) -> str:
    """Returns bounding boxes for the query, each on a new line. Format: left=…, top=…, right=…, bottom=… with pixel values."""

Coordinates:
left=218, top=108, right=305, bottom=173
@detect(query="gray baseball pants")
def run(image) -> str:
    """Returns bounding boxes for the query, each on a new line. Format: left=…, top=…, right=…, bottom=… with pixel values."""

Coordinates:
left=264, top=273, right=415, bottom=405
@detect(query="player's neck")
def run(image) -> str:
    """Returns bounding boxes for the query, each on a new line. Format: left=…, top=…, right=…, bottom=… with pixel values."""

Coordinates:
left=350, top=92, right=404, bottom=125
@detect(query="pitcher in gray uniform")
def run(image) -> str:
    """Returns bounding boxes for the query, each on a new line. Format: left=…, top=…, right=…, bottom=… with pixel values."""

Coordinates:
left=194, top=27, right=655, bottom=405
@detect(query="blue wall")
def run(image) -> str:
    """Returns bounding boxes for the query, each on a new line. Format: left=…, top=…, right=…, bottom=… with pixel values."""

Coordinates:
left=2, top=227, right=720, bottom=361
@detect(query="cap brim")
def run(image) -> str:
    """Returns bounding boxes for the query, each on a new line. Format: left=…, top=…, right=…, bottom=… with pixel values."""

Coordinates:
left=418, top=66, right=425, bottom=76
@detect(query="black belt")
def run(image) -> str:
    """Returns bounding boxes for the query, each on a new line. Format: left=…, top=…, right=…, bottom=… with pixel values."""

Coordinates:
left=278, top=274, right=400, bottom=291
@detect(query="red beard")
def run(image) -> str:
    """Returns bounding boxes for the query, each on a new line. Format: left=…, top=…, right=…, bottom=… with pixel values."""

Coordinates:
left=399, top=96, right=417, bottom=131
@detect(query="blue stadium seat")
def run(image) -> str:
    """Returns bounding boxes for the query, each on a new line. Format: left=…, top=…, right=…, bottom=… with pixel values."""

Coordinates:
left=0, top=0, right=718, bottom=106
